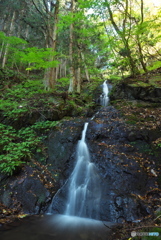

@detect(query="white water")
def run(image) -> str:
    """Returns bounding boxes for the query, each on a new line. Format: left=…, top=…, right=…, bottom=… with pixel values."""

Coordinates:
left=65, top=122, right=101, bottom=219
left=100, top=80, right=109, bottom=107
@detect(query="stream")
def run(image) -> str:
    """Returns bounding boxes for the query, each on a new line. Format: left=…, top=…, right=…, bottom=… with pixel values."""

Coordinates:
left=0, top=81, right=158, bottom=239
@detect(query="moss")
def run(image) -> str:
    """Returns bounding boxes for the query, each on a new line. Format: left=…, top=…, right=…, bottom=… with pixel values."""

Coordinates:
left=126, top=120, right=137, bottom=125
left=37, top=194, right=46, bottom=204
left=150, top=103, right=161, bottom=108
left=130, top=141, right=153, bottom=154
left=125, top=114, right=139, bottom=125
left=149, top=75, right=161, bottom=87
left=109, top=75, right=122, bottom=83
left=128, top=81, right=151, bottom=87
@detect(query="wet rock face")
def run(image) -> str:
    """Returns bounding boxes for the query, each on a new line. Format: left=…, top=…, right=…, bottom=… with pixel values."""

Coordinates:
left=87, top=106, right=156, bottom=222
left=0, top=107, right=158, bottom=222
left=0, top=119, right=85, bottom=215
left=111, top=83, right=161, bottom=102
left=49, top=106, right=158, bottom=223
left=0, top=119, right=84, bottom=215
left=0, top=166, right=52, bottom=214
left=46, top=119, right=84, bottom=178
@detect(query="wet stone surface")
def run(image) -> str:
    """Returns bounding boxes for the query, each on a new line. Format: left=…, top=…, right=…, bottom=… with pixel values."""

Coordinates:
left=0, top=106, right=159, bottom=226
left=49, top=106, right=158, bottom=223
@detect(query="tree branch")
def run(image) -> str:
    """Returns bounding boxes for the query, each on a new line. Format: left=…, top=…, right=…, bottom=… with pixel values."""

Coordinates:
left=141, top=0, right=144, bottom=23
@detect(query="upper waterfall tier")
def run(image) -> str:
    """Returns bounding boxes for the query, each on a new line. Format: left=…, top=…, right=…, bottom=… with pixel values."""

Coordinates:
left=100, top=80, right=109, bottom=107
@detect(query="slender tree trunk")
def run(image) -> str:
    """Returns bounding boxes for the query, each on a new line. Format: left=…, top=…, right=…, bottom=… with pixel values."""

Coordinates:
left=134, top=0, right=147, bottom=73
left=56, top=65, right=59, bottom=79
left=124, top=39, right=139, bottom=75
left=105, top=0, right=139, bottom=76
left=0, top=41, right=5, bottom=59
left=44, top=0, right=59, bottom=90
left=141, top=0, right=144, bottom=23
left=49, top=0, right=59, bottom=89
left=80, top=51, right=90, bottom=82
left=76, top=68, right=81, bottom=93
left=64, top=59, right=67, bottom=77
left=76, top=48, right=81, bottom=93
left=68, top=0, right=76, bottom=93
left=136, top=36, right=147, bottom=72
left=2, top=11, right=16, bottom=68
left=137, top=0, right=147, bottom=72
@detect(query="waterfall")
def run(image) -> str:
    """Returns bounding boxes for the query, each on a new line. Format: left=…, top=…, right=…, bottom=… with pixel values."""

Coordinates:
left=100, top=80, right=109, bottom=107
left=65, top=122, right=101, bottom=219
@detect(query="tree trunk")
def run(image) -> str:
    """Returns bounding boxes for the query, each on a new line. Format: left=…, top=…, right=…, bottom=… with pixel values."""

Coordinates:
left=106, top=0, right=139, bottom=76
left=136, top=35, right=147, bottom=72
left=77, top=48, right=81, bottom=93
left=0, top=41, right=5, bottom=59
left=68, top=0, right=76, bottom=93
left=134, top=0, right=147, bottom=73
left=2, top=11, right=16, bottom=68
left=137, top=0, right=147, bottom=72
left=64, top=59, right=67, bottom=78
left=80, top=51, right=90, bottom=82
left=44, top=0, right=59, bottom=90
left=124, top=39, right=139, bottom=75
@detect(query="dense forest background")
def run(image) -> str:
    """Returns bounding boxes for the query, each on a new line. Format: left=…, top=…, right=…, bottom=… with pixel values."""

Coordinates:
left=0, top=0, right=161, bottom=92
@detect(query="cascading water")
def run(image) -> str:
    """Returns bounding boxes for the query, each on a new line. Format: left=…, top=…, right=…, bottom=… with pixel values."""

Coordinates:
left=0, top=81, right=115, bottom=240
left=65, top=122, right=101, bottom=219
left=100, top=80, right=109, bottom=107
left=47, top=80, right=109, bottom=219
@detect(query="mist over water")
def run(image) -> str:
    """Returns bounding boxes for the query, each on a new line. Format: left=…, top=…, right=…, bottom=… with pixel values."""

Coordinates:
left=0, top=214, right=114, bottom=240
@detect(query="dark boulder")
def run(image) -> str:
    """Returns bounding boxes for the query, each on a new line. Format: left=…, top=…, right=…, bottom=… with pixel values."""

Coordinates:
left=111, top=83, right=161, bottom=102
left=0, top=166, right=52, bottom=214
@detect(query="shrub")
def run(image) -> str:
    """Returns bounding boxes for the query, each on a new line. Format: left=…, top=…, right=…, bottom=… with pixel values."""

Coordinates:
left=0, top=121, right=58, bottom=175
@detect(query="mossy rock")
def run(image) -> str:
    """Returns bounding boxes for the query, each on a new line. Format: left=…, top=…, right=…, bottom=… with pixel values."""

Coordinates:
left=128, top=81, right=151, bottom=88
left=149, top=75, right=161, bottom=87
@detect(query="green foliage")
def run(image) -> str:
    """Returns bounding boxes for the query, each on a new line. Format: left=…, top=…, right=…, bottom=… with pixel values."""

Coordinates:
left=147, top=61, right=161, bottom=71
left=21, top=47, right=60, bottom=70
left=109, top=75, right=122, bottom=83
left=153, top=138, right=161, bottom=150
left=0, top=121, right=58, bottom=175
left=67, top=99, right=77, bottom=108
left=0, top=32, right=59, bottom=71
left=55, top=77, right=70, bottom=88
left=0, top=79, right=48, bottom=119
left=0, top=31, right=28, bottom=68
left=87, top=78, right=103, bottom=93
left=32, top=121, right=59, bottom=131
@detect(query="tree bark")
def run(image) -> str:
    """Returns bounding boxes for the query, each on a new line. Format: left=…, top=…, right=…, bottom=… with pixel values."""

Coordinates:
left=138, top=0, right=147, bottom=72
left=2, top=11, right=16, bottom=68
left=44, top=0, right=59, bottom=90
left=68, top=0, right=76, bottom=93
left=0, top=41, right=5, bottom=59
left=105, top=0, right=139, bottom=76
left=136, top=35, right=147, bottom=72
left=80, top=51, right=90, bottom=82
left=77, top=48, right=81, bottom=93
left=134, top=0, right=147, bottom=73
